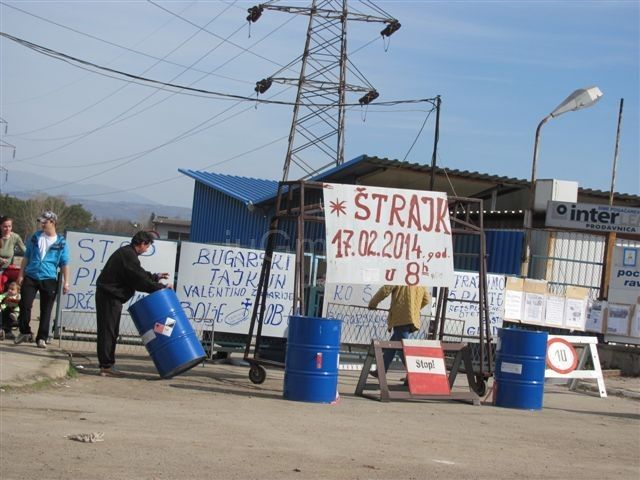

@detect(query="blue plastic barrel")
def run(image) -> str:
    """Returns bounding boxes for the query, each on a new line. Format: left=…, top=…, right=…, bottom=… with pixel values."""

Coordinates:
left=128, top=289, right=206, bottom=379
left=494, top=328, right=548, bottom=410
left=283, top=316, right=342, bottom=403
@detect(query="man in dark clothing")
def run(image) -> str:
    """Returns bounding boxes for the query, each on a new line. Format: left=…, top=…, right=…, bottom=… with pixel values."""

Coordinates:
left=95, top=231, right=172, bottom=377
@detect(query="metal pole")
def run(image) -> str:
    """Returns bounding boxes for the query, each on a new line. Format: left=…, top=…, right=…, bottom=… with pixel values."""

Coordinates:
left=521, top=114, right=551, bottom=277
left=335, top=0, right=348, bottom=166
left=281, top=2, right=316, bottom=182
left=429, top=95, right=441, bottom=191
left=609, top=98, right=624, bottom=206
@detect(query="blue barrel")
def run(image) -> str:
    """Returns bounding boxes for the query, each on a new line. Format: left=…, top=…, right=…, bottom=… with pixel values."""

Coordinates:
left=128, top=289, right=206, bottom=379
left=494, top=328, right=548, bottom=410
left=283, top=316, right=342, bottom=403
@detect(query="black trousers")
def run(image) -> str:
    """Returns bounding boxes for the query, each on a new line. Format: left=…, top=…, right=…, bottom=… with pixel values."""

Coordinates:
left=95, top=288, right=123, bottom=369
left=1, top=307, right=17, bottom=333
left=18, top=276, right=59, bottom=342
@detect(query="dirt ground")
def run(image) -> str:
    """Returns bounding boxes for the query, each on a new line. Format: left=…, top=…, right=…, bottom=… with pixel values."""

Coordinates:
left=1, top=353, right=639, bottom=480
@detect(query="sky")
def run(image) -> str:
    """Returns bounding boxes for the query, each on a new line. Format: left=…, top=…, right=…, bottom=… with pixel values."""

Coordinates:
left=1, top=0, right=638, bottom=210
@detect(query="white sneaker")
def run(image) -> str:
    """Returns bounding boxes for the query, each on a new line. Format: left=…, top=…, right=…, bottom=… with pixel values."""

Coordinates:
left=36, top=339, right=47, bottom=349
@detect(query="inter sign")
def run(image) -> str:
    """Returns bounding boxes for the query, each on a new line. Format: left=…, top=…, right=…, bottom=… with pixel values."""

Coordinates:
left=545, top=201, right=639, bottom=234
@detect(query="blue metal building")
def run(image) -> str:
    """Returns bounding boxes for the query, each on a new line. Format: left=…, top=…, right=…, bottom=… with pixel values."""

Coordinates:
left=180, top=154, right=636, bottom=276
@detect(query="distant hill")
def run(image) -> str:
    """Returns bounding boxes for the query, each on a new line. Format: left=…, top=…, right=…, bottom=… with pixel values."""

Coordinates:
left=1, top=170, right=191, bottom=221
left=72, top=198, right=191, bottom=221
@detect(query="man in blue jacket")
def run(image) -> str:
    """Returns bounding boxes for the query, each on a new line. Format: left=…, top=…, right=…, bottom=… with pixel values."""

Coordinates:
left=15, top=211, right=70, bottom=348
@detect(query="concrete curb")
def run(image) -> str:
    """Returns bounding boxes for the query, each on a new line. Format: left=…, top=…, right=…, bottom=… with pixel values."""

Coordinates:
left=0, top=347, right=72, bottom=389
left=574, top=381, right=640, bottom=401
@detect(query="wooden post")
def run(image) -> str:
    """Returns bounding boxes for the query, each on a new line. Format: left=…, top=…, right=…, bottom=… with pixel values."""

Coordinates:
left=599, top=232, right=617, bottom=300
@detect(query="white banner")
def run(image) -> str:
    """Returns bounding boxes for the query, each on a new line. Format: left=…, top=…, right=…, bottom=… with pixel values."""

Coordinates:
left=175, top=242, right=295, bottom=337
left=323, top=183, right=454, bottom=286
left=65, top=231, right=177, bottom=311
left=322, top=271, right=505, bottom=344
left=64, top=231, right=178, bottom=332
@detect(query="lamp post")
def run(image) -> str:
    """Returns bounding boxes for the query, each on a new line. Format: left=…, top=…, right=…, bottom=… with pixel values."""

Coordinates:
left=521, top=86, right=603, bottom=277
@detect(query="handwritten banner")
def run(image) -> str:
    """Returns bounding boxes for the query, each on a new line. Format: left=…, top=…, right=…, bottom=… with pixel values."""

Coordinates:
left=323, top=271, right=505, bottom=345
left=176, top=242, right=295, bottom=337
left=64, top=231, right=177, bottom=333
left=447, top=272, right=505, bottom=339
left=323, top=183, right=454, bottom=286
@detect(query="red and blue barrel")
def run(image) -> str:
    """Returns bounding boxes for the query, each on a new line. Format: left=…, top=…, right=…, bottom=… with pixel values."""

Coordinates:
left=128, top=289, right=206, bottom=379
left=283, top=315, right=342, bottom=403
left=494, top=328, right=548, bottom=410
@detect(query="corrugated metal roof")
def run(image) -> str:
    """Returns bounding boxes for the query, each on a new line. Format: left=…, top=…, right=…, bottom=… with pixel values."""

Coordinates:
left=181, top=154, right=639, bottom=206
left=319, top=155, right=639, bottom=200
left=179, top=169, right=278, bottom=205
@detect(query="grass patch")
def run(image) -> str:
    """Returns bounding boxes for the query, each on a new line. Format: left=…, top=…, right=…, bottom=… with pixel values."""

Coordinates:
left=0, top=360, right=76, bottom=393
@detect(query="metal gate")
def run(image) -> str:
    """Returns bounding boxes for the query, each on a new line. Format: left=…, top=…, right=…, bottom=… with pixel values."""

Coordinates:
left=528, top=229, right=606, bottom=300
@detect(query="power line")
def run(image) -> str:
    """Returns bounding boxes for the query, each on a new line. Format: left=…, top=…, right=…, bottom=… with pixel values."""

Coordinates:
left=7, top=7, right=303, bottom=167
left=9, top=3, right=248, bottom=163
left=63, top=134, right=290, bottom=201
left=0, top=2, right=254, bottom=107
left=6, top=3, right=298, bottom=151
left=402, top=108, right=435, bottom=161
left=0, top=1, right=201, bottom=112
left=1, top=32, right=434, bottom=108
left=146, top=0, right=289, bottom=70
left=47, top=101, right=436, bottom=198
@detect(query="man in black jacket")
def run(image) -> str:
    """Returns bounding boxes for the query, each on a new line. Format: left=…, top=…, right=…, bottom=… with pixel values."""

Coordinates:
left=95, top=231, right=172, bottom=377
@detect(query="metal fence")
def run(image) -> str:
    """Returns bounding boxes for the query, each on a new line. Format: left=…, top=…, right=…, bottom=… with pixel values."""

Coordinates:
left=56, top=309, right=215, bottom=358
left=529, top=229, right=605, bottom=300
left=57, top=303, right=465, bottom=361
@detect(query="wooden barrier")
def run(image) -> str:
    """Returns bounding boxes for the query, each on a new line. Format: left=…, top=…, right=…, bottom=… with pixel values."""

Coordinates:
left=354, top=340, right=480, bottom=405
left=545, top=335, right=607, bottom=398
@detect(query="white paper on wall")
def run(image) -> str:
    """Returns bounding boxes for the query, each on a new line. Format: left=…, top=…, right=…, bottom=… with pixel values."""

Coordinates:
left=544, top=295, right=565, bottom=328
left=503, top=290, right=523, bottom=322
left=564, top=297, right=587, bottom=331
left=630, top=305, right=640, bottom=338
left=606, top=304, right=631, bottom=335
left=585, top=300, right=606, bottom=334
left=523, top=292, right=545, bottom=325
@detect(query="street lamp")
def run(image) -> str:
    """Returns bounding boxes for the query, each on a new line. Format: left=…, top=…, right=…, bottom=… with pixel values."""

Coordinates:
left=521, top=86, right=603, bottom=277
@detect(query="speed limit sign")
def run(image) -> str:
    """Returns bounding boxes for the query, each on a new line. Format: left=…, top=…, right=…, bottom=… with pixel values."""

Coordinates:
left=546, top=338, right=578, bottom=374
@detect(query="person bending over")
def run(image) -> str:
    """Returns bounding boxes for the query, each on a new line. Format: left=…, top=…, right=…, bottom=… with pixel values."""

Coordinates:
left=95, top=231, right=172, bottom=377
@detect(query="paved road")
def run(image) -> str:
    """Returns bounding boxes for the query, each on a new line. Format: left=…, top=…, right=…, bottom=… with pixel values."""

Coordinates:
left=1, top=343, right=639, bottom=480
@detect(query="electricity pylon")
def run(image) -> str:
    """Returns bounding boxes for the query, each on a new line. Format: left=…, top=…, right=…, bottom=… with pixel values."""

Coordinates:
left=247, top=0, right=400, bottom=181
